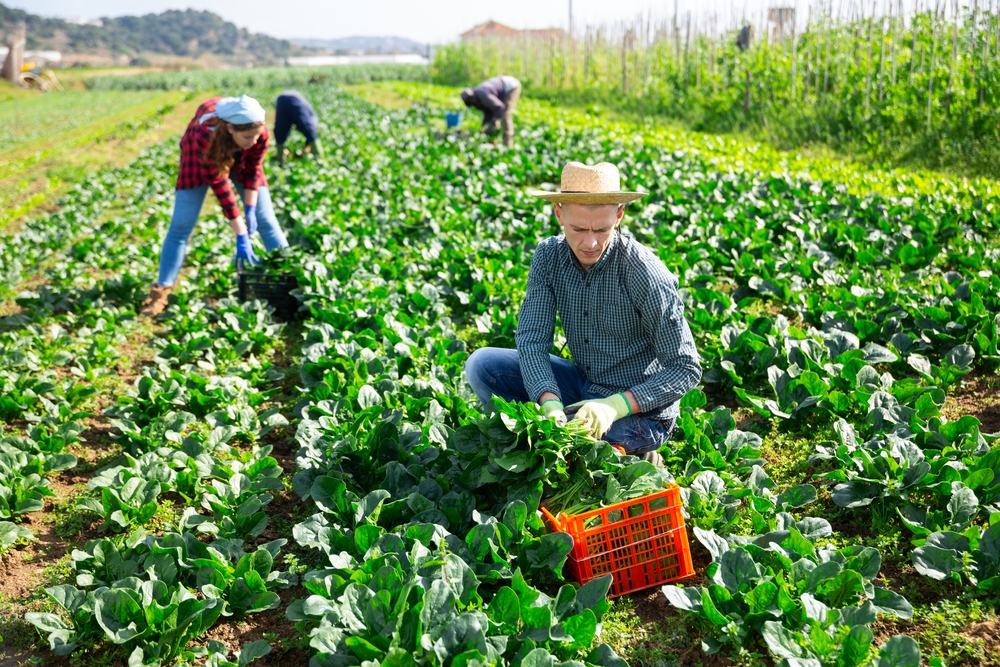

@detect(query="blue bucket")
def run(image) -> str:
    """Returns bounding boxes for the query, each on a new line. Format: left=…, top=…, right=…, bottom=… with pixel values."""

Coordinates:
left=445, top=111, right=463, bottom=129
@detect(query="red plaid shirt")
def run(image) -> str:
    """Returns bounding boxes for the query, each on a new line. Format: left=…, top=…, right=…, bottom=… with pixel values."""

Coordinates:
left=176, top=97, right=269, bottom=220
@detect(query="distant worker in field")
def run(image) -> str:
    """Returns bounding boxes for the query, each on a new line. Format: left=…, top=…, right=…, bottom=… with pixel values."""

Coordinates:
left=273, top=90, right=322, bottom=165
left=460, top=75, right=521, bottom=148
left=141, top=94, right=288, bottom=317
left=464, top=162, right=702, bottom=464
left=736, top=24, right=753, bottom=52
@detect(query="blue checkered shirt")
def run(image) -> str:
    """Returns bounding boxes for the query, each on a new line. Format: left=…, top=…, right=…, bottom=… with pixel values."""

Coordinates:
left=515, top=233, right=702, bottom=420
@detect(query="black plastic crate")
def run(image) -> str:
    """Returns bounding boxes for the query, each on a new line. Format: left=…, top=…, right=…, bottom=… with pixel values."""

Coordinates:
left=237, top=272, right=301, bottom=321
left=432, top=129, right=472, bottom=142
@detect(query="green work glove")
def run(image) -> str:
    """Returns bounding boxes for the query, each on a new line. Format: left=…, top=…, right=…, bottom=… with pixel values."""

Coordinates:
left=541, top=398, right=567, bottom=427
left=567, top=393, right=631, bottom=439
left=274, top=142, right=285, bottom=166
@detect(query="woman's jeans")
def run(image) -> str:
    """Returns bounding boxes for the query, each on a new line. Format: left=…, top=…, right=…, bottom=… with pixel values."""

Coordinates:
left=465, top=347, right=675, bottom=454
left=156, top=184, right=288, bottom=287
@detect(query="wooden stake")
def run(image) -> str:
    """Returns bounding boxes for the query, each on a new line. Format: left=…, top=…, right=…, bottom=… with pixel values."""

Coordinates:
left=891, top=0, right=898, bottom=88
left=865, top=1, right=875, bottom=116
left=995, top=0, right=1000, bottom=61
left=622, top=26, right=629, bottom=96
left=824, top=0, right=836, bottom=94
left=791, top=3, right=798, bottom=101
left=981, top=0, right=992, bottom=105
left=972, top=0, right=979, bottom=47
left=910, top=0, right=919, bottom=86
left=946, top=0, right=957, bottom=117
left=814, top=5, right=822, bottom=99
left=928, top=0, right=939, bottom=131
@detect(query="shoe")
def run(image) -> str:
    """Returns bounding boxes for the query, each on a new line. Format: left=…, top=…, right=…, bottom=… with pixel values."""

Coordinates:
left=140, top=284, right=172, bottom=316
left=642, top=450, right=664, bottom=467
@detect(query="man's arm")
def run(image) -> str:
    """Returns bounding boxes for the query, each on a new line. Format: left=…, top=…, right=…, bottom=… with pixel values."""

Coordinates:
left=515, top=242, right=561, bottom=403
left=627, top=266, right=703, bottom=412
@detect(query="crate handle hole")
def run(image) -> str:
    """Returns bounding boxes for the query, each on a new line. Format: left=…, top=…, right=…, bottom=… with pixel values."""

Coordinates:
left=649, top=497, right=668, bottom=511
left=607, top=509, right=624, bottom=524
left=628, top=504, right=646, bottom=518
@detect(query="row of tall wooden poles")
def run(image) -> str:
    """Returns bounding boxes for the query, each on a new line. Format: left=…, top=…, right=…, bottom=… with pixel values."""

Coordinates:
left=455, top=1, right=1000, bottom=131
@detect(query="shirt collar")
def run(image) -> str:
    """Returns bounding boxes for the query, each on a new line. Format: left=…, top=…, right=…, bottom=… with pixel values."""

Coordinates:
left=561, top=232, right=621, bottom=274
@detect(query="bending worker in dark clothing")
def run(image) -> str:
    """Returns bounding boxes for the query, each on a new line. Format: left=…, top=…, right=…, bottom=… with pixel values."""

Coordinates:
left=273, top=90, right=321, bottom=165
left=460, top=75, right=521, bottom=147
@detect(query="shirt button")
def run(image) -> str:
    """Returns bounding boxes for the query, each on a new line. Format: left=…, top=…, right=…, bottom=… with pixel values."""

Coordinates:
left=586, top=365, right=591, bottom=370
left=584, top=339, right=589, bottom=343
left=583, top=311, right=588, bottom=316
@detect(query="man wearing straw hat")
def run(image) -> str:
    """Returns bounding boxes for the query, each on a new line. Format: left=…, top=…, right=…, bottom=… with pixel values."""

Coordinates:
left=465, top=162, right=702, bottom=463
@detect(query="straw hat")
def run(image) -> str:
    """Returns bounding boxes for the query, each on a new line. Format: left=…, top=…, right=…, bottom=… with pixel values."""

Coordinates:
left=531, top=161, right=647, bottom=204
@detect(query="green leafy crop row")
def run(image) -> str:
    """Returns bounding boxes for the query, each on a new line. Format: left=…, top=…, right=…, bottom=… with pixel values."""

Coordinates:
left=3, top=78, right=999, bottom=666
left=84, top=64, right=430, bottom=92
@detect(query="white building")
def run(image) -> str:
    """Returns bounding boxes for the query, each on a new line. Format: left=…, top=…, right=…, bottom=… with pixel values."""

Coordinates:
left=0, top=48, right=62, bottom=66
left=285, top=53, right=428, bottom=67
left=64, top=18, right=103, bottom=27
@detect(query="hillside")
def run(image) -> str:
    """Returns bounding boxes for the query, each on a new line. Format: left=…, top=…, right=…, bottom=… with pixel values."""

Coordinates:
left=0, top=4, right=310, bottom=65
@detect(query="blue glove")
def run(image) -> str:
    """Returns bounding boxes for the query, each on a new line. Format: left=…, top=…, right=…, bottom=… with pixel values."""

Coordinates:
left=234, top=233, right=259, bottom=271
left=244, top=204, right=258, bottom=236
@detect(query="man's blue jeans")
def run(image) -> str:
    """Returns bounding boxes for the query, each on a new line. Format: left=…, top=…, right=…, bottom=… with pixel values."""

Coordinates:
left=156, top=184, right=288, bottom=287
left=464, top=347, right=675, bottom=454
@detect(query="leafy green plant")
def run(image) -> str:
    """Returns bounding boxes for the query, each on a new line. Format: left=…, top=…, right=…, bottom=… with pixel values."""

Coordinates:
left=664, top=526, right=912, bottom=657
left=0, top=520, right=34, bottom=552
left=0, top=451, right=56, bottom=518
left=199, top=639, right=272, bottom=667
left=818, top=417, right=932, bottom=509
left=764, top=626, right=926, bottom=667
left=27, top=579, right=225, bottom=664
left=75, top=475, right=162, bottom=532
left=911, top=515, right=1000, bottom=594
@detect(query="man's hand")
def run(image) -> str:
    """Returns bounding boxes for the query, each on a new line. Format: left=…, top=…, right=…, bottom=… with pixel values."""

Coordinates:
left=541, top=398, right=567, bottom=427
left=567, top=393, right=631, bottom=439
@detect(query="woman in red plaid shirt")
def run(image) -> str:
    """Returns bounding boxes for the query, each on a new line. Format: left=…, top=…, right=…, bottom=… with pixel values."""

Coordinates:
left=141, top=94, right=289, bottom=316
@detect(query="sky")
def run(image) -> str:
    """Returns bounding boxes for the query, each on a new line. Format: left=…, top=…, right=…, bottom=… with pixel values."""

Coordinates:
left=6, top=0, right=714, bottom=45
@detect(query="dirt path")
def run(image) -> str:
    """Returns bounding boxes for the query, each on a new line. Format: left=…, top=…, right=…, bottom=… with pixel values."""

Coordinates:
left=0, top=319, right=160, bottom=665
left=941, top=370, right=1000, bottom=433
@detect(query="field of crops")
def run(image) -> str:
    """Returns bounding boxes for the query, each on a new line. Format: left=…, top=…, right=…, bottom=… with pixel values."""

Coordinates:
left=434, top=8, right=1000, bottom=175
left=0, top=87, right=195, bottom=231
left=0, top=91, right=172, bottom=155
left=1, top=80, right=1000, bottom=667
left=84, top=63, right=430, bottom=91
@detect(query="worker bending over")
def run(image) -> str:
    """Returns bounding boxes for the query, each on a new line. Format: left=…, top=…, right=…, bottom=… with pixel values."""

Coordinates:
left=460, top=75, right=521, bottom=148
left=273, top=90, right=322, bottom=165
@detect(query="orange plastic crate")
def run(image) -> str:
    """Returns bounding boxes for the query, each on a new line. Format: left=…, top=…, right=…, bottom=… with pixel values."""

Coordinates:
left=541, top=485, right=695, bottom=597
